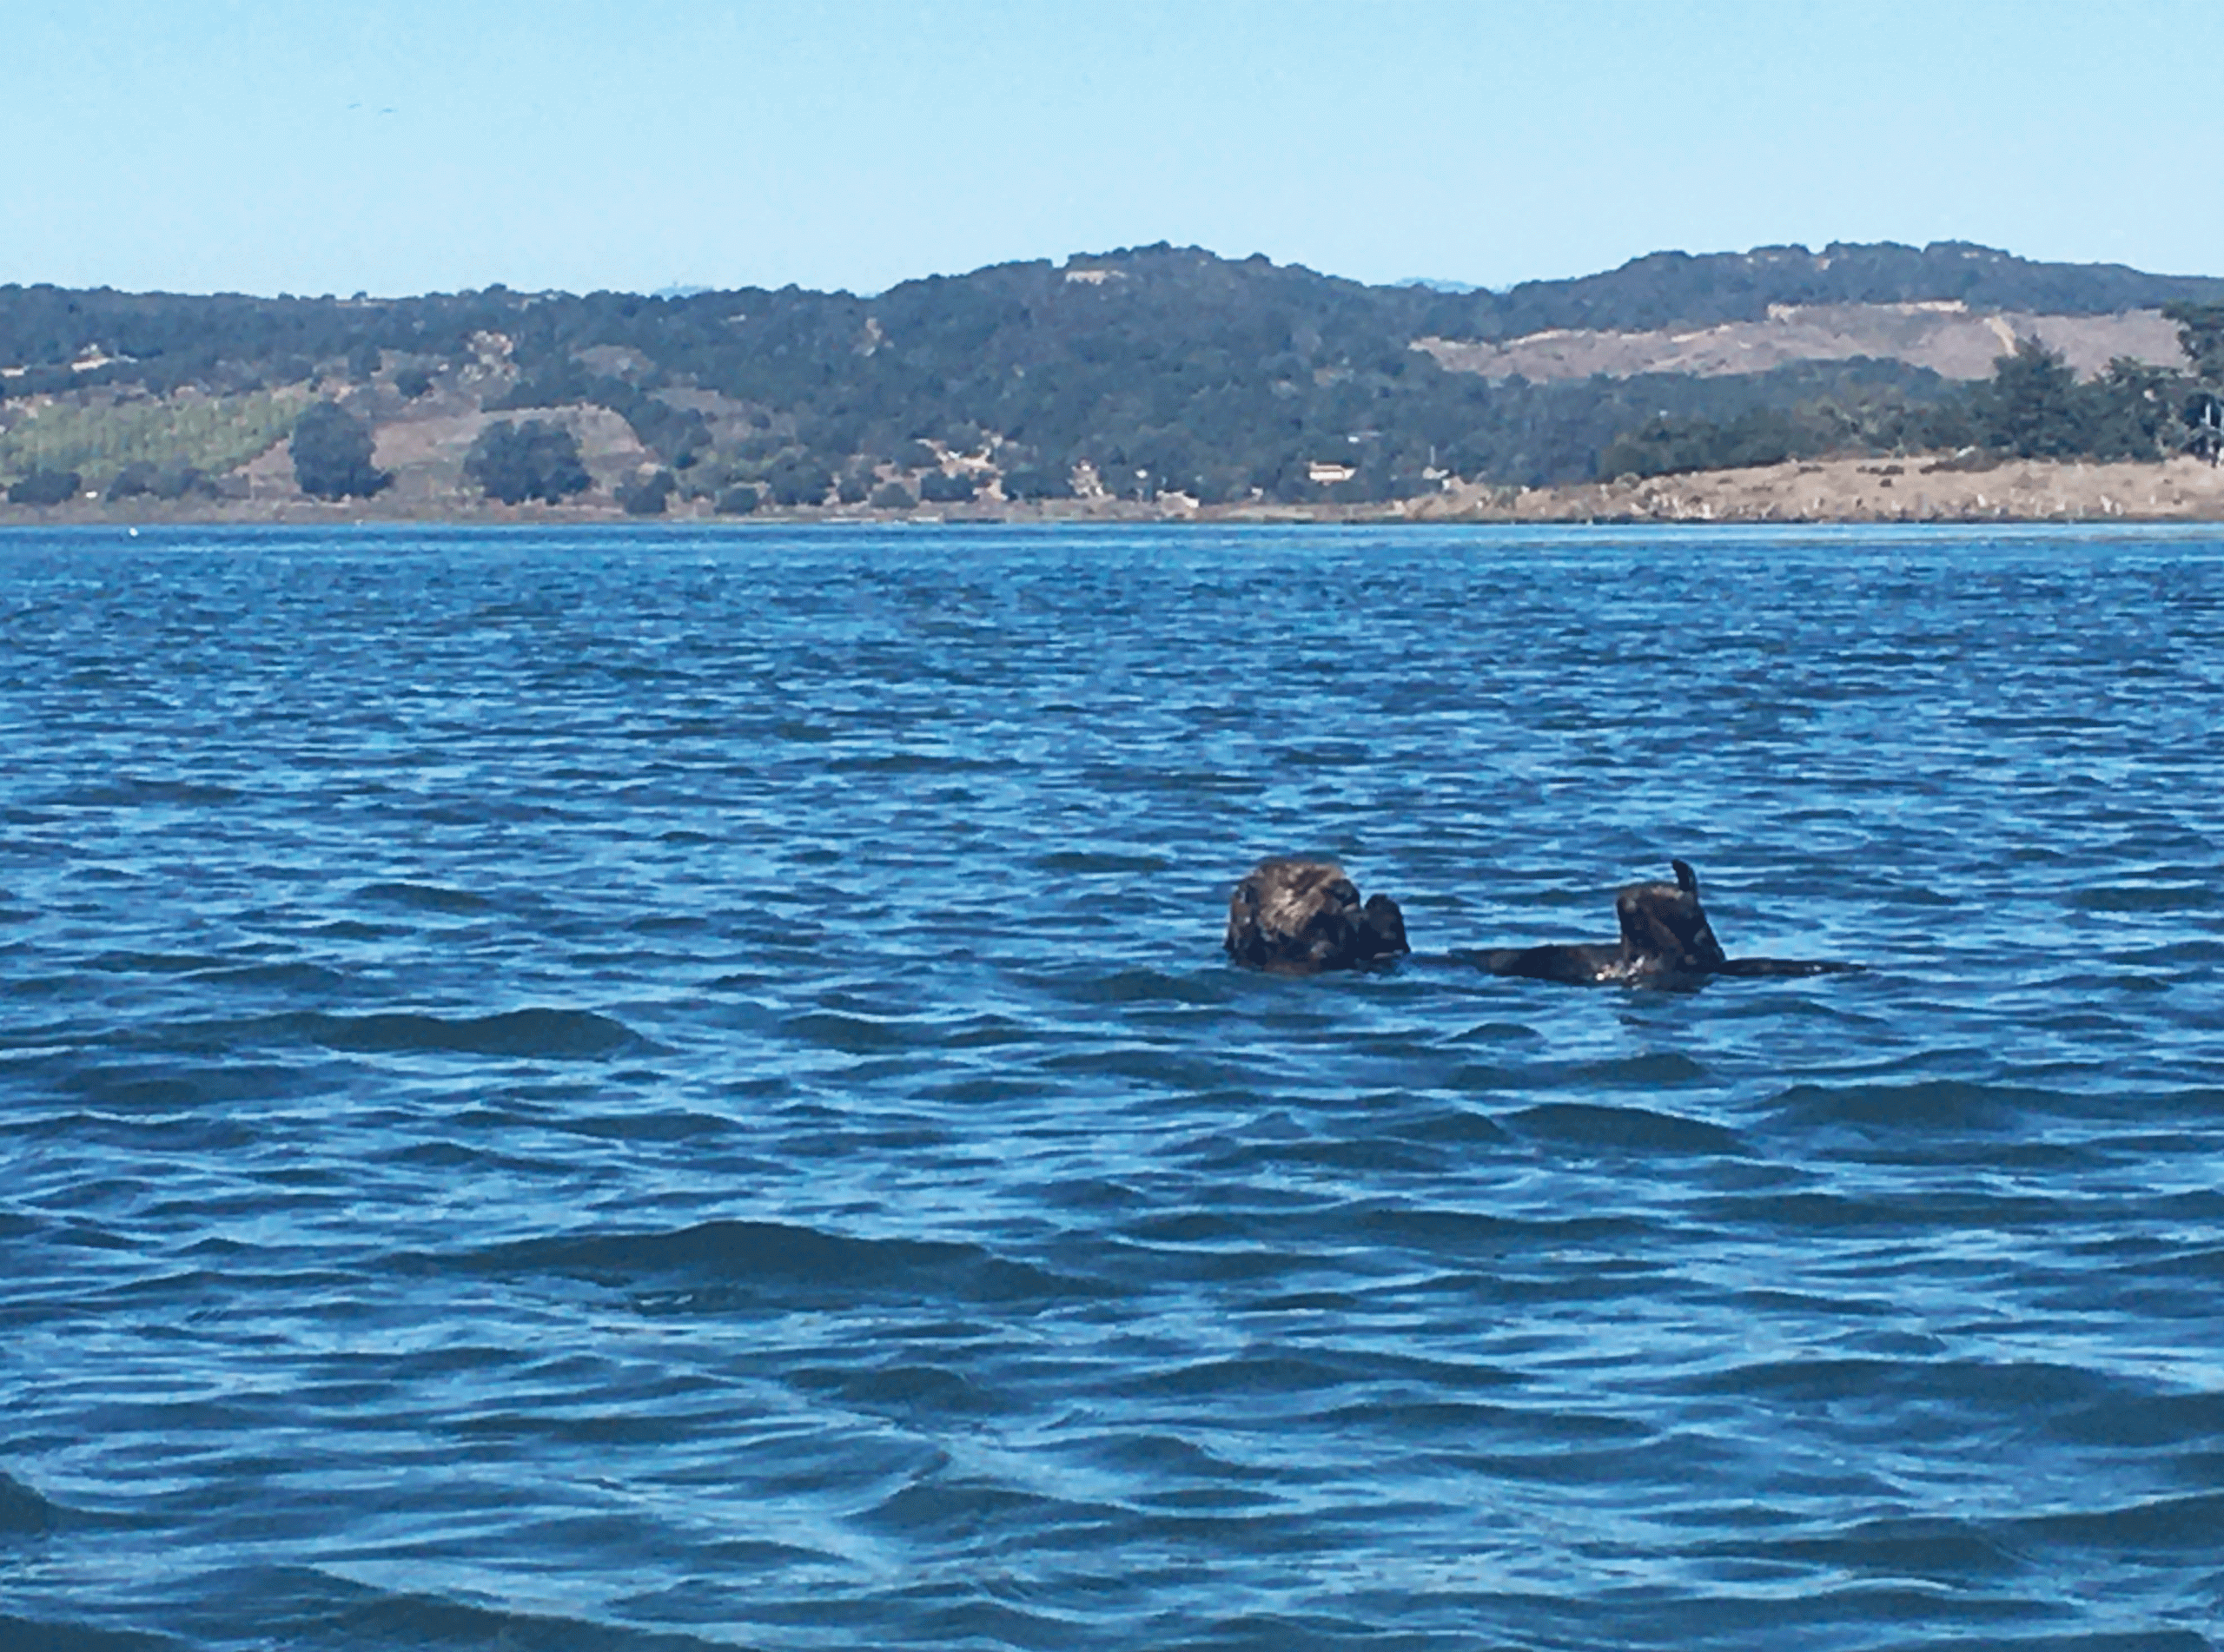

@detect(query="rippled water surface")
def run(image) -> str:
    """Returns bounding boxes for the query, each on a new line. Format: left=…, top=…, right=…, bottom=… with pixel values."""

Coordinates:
left=4, top=523, right=2223, bottom=1651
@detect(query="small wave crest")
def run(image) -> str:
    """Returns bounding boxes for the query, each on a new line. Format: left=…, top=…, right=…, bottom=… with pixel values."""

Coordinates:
left=169, top=1565, right=707, bottom=1652
left=2015, top=1488, right=2224, bottom=1554
left=781, top=1010, right=930, bottom=1054
left=1766, top=1078, right=2064, bottom=1131
left=1049, top=967, right=1232, bottom=1007
left=1032, top=850, right=1175, bottom=875
left=2072, top=882, right=2220, bottom=912
left=307, top=1008, right=647, bottom=1060
left=43, top=776, right=241, bottom=810
left=450, top=1218, right=1100, bottom=1306
left=0, top=1615, right=182, bottom=1652
left=1691, top=1513, right=2024, bottom=1584
left=351, top=880, right=493, bottom=914
left=1507, top=1101, right=1751, bottom=1157
left=1685, top=1355, right=2115, bottom=1411
left=0, top=1470, right=61, bottom=1536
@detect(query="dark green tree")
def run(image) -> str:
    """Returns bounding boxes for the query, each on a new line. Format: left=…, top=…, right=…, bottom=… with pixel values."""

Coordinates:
left=107, top=461, right=158, bottom=500
left=918, top=470, right=976, bottom=503
left=2082, top=358, right=2181, bottom=459
left=715, top=483, right=761, bottom=514
left=1971, top=339, right=2085, bottom=458
left=464, top=420, right=592, bottom=504
left=290, top=400, right=391, bottom=499
left=998, top=465, right=1068, bottom=500
left=2167, top=302, right=2224, bottom=463
left=617, top=468, right=675, bottom=515
left=8, top=467, right=81, bottom=506
left=766, top=456, right=831, bottom=506
left=2165, top=301, right=2224, bottom=383
left=1596, top=407, right=1810, bottom=479
left=112, top=462, right=209, bottom=499
left=154, top=465, right=210, bottom=500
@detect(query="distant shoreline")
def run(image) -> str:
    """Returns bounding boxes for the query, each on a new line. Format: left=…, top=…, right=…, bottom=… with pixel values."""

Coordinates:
left=7, top=453, right=2223, bottom=528
left=9, top=243, right=2221, bottom=534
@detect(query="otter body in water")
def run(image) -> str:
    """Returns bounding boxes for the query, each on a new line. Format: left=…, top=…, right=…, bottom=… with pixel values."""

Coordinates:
left=1225, top=858, right=1410, bottom=973
left=1473, top=860, right=1857, bottom=986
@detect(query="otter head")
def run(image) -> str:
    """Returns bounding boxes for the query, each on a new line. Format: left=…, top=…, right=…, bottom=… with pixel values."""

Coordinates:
left=1612, top=858, right=1728, bottom=978
left=1225, top=857, right=1410, bottom=973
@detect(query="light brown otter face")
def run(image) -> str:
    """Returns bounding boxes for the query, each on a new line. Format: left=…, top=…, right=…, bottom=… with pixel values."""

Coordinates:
left=1612, top=857, right=1727, bottom=977
left=1225, top=857, right=1410, bottom=973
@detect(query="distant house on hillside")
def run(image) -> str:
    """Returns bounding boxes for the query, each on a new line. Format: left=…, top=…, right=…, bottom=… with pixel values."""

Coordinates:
left=1307, top=459, right=1358, bottom=485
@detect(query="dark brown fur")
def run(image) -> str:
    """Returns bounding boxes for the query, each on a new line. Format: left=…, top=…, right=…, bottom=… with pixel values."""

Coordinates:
left=1225, top=857, right=1410, bottom=973
left=1476, top=860, right=1856, bottom=986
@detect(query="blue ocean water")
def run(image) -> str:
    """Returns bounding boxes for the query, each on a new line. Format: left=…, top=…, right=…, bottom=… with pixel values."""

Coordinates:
left=2, top=522, right=2221, bottom=1652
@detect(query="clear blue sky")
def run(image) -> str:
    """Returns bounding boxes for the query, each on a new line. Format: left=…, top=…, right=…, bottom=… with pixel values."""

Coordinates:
left=10, top=1, right=2220, bottom=298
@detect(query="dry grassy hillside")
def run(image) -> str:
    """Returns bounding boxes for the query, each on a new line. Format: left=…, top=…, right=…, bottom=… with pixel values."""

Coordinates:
left=1406, top=453, right=2224, bottom=524
left=1418, top=302, right=2188, bottom=384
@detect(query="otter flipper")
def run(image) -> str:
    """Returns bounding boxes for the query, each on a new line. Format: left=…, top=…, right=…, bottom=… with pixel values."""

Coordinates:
left=1472, top=861, right=1857, bottom=986
left=1613, top=862, right=1727, bottom=976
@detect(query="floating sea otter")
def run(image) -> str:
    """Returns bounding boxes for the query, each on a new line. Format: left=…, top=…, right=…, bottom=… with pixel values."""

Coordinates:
left=1471, top=860, right=1858, bottom=986
left=1224, top=857, right=1410, bottom=973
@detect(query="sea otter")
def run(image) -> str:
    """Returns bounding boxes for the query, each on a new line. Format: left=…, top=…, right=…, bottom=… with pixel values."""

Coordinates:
left=1471, top=860, right=1857, bottom=986
left=1225, top=857, right=1410, bottom=973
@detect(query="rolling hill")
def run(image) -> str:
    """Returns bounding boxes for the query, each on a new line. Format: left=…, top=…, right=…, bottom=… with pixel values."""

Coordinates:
left=2, top=241, right=2218, bottom=512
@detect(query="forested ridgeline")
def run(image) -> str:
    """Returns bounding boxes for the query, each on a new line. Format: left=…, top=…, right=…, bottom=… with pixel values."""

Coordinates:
left=4, top=241, right=2222, bottom=511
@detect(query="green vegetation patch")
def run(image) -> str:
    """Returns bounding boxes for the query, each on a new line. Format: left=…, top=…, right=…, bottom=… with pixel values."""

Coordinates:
left=0, top=389, right=308, bottom=486
left=1593, top=306, right=2224, bottom=479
